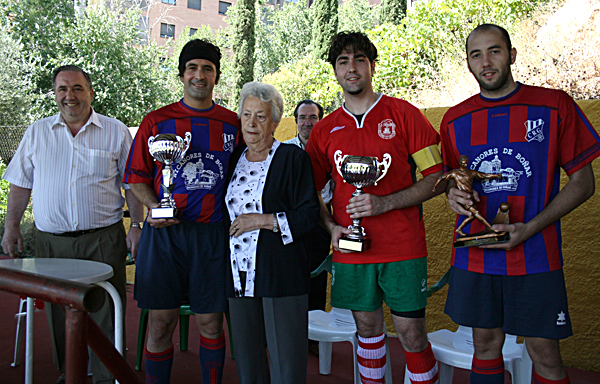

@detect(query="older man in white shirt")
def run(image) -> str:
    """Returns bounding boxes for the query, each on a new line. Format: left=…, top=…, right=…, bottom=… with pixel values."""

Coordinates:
left=1, top=65, right=144, bottom=384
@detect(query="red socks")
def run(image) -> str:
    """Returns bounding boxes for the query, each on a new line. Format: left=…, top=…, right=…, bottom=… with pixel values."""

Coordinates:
left=470, top=356, right=504, bottom=384
left=145, top=344, right=174, bottom=384
left=199, top=333, right=225, bottom=384
left=404, top=342, right=439, bottom=384
left=357, top=333, right=387, bottom=383
left=534, top=370, right=570, bottom=384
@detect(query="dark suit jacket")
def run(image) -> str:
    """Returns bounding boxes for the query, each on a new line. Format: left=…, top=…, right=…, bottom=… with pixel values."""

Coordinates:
left=225, top=143, right=321, bottom=298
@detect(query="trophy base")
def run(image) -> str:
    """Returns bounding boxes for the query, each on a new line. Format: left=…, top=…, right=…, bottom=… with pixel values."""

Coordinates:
left=339, top=237, right=371, bottom=252
left=151, top=207, right=177, bottom=219
left=454, top=230, right=510, bottom=248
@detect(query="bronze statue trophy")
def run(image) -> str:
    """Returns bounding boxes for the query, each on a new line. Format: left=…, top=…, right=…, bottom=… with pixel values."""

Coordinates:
left=148, top=132, right=192, bottom=219
left=433, top=155, right=511, bottom=248
left=334, top=150, right=392, bottom=252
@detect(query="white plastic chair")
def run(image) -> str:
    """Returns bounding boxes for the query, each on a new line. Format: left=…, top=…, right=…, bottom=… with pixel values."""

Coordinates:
left=403, top=325, right=532, bottom=384
left=308, top=307, right=393, bottom=384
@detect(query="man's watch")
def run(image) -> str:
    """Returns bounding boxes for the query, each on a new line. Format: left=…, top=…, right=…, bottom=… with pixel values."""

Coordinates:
left=130, top=222, right=143, bottom=229
left=272, top=213, right=279, bottom=233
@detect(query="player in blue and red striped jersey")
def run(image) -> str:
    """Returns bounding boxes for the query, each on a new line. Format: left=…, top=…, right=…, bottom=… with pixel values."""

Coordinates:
left=440, top=24, right=600, bottom=384
left=123, top=39, right=242, bottom=384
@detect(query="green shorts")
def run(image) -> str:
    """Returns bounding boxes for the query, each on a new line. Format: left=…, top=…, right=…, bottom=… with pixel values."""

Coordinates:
left=330, top=258, right=428, bottom=313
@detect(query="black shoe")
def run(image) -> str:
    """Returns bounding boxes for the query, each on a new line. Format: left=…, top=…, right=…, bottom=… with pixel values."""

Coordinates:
left=55, top=373, right=66, bottom=384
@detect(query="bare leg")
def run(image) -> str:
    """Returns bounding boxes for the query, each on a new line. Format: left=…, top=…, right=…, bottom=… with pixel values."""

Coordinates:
left=147, top=309, right=179, bottom=352
left=391, top=315, right=428, bottom=352
left=526, top=337, right=568, bottom=380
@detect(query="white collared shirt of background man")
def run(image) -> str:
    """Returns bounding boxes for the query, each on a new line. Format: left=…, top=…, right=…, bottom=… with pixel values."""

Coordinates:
left=3, top=110, right=133, bottom=233
left=284, top=136, right=333, bottom=204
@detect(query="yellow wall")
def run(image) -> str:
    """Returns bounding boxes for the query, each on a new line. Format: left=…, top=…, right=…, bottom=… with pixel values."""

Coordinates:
left=277, top=100, right=600, bottom=372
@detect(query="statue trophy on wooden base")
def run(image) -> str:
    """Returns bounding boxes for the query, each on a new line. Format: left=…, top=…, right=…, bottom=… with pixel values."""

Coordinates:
left=433, top=155, right=510, bottom=248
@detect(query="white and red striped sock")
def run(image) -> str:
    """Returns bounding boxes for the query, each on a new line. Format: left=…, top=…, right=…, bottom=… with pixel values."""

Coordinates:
left=357, top=333, right=387, bottom=384
left=404, top=342, right=439, bottom=384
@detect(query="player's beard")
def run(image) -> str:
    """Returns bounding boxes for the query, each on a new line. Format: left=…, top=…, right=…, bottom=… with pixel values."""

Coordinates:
left=470, top=55, right=512, bottom=93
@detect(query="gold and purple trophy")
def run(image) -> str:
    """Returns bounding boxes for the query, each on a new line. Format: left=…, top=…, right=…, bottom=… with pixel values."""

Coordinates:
left=334, top=150, right=392, bottom=252
left=148, top=132, right=191, bottom=219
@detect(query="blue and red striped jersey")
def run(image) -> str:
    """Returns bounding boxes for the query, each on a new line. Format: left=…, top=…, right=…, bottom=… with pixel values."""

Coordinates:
left=440, top=83, right=600, bottom=275
left=124, top=100, right=241, bottom=223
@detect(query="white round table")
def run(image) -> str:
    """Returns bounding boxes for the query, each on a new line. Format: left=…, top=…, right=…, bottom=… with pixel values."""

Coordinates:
left=0, top=258, right=123, bottom=384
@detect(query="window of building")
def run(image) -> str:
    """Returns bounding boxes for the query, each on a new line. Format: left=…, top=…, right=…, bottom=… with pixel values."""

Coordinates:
left=160, top=23, right=175, bottom=38
left=188, top=0, right=201, bottom=10
left=218, top=1, right=231, bottom=15
left=189, top=28, right=197, bottom=36
left=162, top=0, right=176, bottom=4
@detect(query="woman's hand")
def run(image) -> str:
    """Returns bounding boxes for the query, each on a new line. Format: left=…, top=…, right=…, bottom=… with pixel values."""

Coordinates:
left=230, top=213, right=272, bottom=237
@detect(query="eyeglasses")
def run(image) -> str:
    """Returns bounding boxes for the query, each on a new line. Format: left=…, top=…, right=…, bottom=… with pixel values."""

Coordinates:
left=297, top=115, right=319, bottom=123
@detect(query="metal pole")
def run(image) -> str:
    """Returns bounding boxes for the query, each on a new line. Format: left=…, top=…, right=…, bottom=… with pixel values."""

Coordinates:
left=65, top=308, right=89, bottom=384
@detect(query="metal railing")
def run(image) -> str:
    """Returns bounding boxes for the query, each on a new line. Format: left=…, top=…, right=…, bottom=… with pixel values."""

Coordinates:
left=0, top=267, right=143, bottom=384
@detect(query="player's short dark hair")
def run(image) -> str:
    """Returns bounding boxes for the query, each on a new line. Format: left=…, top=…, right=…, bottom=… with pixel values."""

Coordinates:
left=327, top=31, right=378, bottom=70
left=466, top=24, right=512, bottom=54
left=293, top=100, right=324, bottom=122
left=178, top=39, right=222, bottom=80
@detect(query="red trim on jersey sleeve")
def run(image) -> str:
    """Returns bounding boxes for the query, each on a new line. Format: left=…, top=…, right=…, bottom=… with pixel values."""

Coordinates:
left=506, top=195, right=526, bottom=275
left=558, top=95, right=600, bottom=175
left=470, top=110, right=488, bottom=146
left=420, top=163, right=443, bottom=177
left=123, top=115, right=161, bottom=185
left=210, top=120, right=224, bottom=151
left=508, top=106, right=528, bottom=143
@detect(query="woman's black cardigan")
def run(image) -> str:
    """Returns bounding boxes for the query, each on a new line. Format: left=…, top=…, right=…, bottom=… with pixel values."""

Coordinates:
left=224, top=143, right=321, bottom=298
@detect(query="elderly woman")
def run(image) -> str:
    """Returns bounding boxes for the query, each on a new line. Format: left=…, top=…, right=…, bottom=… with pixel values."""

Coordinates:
left=225, top=82, right=320, bottom=384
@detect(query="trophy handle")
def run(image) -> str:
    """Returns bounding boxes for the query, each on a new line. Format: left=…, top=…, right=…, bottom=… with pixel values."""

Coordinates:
left=375, top=153, right=392, bottom=185
left=334, top=150, right=346, bottom=181
left=148, top=135, right=155, bottom=148
left=183, top=132, right=192, bottom=151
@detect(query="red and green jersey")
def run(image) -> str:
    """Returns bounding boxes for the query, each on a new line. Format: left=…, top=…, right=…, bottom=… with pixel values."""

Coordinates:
left=306, top=94, right=442, bottom=264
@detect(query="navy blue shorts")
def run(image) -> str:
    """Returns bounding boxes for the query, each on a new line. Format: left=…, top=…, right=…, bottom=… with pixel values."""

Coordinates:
left=444, top=267, right=572, bottom=339
left=134, top=221, right=228, bottom=314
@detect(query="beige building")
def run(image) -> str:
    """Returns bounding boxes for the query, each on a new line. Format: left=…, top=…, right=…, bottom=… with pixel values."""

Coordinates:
left=139, top=0, right=233, bottom=49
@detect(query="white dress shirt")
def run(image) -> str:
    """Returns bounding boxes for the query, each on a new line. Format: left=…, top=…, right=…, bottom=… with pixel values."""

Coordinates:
left=3, top=110, right=132, bottom=233
left=284, top=135, right=334, bottom=204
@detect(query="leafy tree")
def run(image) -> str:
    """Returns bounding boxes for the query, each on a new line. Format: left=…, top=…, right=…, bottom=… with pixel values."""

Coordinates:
left=0, top=23, right=36, bottom=127
left=338, top=0, right=379, bottom=33
left=379, top=0, right=406, bottom=25
left=57, top=2, right=175, bottom=126
left=311, top=0, right=338, bottom=60
left=262, top=57, right=343, bottom=115
left=2, top=0, right=179, bottom=126
left=254, top=2, right=312, bottom=80
left=4, top=0, right=77, bottom=119
left=229, top=0, right=256, bottom=105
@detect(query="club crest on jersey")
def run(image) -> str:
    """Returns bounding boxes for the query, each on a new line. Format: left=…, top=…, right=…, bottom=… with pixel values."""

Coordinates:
left=223, top=133, right=235, bottom=152
left=525, top=118, right=545, bottom=143
left=378, top=119, right=396, bottom=139
left=173, top=152, right=225, bottom=191
left=477, top=154, right=523, bottom=193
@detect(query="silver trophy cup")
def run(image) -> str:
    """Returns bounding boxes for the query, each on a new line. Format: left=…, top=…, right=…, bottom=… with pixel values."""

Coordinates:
left=148, top=132, right=192, bottom=219
left=334, top=150, right=392, bottom=252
